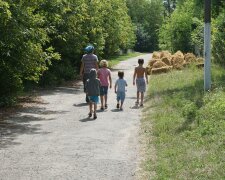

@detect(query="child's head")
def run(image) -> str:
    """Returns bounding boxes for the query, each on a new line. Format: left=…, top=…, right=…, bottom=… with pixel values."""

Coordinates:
left=138, top=58, right=144, bottom=65
left=118, top=71, right=124, bottom=79
left=89, top=68, right=97, bottom=78
left=99, top=59, right=108, bottom=68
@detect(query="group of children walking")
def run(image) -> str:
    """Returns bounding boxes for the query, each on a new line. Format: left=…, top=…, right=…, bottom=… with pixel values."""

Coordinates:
left=80, top=45, right=148, bottom=119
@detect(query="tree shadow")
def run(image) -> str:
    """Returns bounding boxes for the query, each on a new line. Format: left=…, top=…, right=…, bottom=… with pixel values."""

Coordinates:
left=39, top=86, right=83, bottom=96
left=0, top=105, right=68, bottom=149
left=0, top=117, right=50, bottom=149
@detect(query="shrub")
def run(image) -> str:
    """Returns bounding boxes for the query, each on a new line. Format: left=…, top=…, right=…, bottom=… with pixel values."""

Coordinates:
left=0, top=65, right=23, bottom=107
left=212, top=10, right=225, bottom=65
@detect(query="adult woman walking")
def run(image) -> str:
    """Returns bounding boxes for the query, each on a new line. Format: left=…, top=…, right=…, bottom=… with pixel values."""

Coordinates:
left=79, top=45, right=99, bottom=102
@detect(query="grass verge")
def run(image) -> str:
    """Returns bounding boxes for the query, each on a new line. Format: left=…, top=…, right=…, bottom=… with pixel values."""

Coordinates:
left=107, top=52, right=144, bottom=67
left=141, top=64, right=225, bottom=179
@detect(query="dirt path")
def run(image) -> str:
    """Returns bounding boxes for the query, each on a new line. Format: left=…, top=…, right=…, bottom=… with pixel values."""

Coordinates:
left=0, top=53, right=151, bottom=180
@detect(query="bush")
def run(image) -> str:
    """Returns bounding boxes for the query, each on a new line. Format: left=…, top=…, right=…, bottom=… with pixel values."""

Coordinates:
left=212, top=10, right=225, bottom=65
left=0, top=65, right=23, bottom=107
left=39, top=59, right=77, bottom=87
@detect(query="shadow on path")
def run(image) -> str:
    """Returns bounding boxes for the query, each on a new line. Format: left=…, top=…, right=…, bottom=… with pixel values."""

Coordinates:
left=79, top=117, right=96, bottom=122
left=0, top=106, right=68, bottom=149
left=74, top=103, right=88, bottom=107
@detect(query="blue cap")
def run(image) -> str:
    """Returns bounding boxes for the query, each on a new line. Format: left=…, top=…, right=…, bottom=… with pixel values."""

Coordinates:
left=84, top=45, right=94, bottom=53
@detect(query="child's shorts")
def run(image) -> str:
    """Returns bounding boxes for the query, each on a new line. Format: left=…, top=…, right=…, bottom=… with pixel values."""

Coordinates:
left=136, top=78, right=146, bottom=92
left=117, top=91, right=125, bottom=102
left=88, top=96, right=99, bottom=103
left=100, top=86, right=108, bottom=96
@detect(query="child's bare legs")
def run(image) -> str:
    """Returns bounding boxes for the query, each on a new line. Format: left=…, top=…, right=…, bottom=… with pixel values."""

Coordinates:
left=120, top=101, right=124, bottom=110
left=105, top=94, right=108, bottom=108
left=93, top=103, right=97, bottom=119
left=136, top=91, right=140, bottom=104
left=116, top=100, right=120, bottom=108
left=140, top=92, right=144, bottom=106
left=89, top=102, right=93, bottom=117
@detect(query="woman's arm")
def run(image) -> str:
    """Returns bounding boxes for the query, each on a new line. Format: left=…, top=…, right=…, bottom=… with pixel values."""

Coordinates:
left=79, top=62, right=84, bottom=76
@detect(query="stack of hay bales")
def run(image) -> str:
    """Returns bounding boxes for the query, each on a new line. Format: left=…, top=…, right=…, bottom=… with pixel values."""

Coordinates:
left=171, top=51, right=185, bottom=70
left=147, top=51, right=173, bottom=74
left=147, top=50, right=204, bottom=75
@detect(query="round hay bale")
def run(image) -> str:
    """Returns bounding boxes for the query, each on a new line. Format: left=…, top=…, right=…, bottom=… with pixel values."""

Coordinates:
left=184, top=53, right=196, bottom=64
left=152, top=60, right=167, bottom=68
left=152, top=51, right=161, bottom=59
left=196, top=58, right=204, bottom=68
left=161, top=57, right=171, bottom=66
left=146, top=66, right=152, bottom=75
left=148, top=59, right=160, bottom=67
left=151, top=66, right=172, bottom=74
left=196, top=57, right=204, bottom=63
left=171, top=56, right=184, bottom=69
left=160, top=51, right=172, bottom=60
left=174, top=50, right=184, bottom=59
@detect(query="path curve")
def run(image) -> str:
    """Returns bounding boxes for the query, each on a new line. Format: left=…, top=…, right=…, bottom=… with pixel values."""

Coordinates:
left=0, top=53, right=152, bottom=180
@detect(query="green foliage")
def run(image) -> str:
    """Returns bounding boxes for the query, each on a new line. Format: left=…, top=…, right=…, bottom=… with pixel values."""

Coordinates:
left=191, top=17, right=204, bottom=56
left=159, top=10, right=193, bottom=52
left=0, top=0, right=136, bottom=106
left=0, top=65, right=23, bottom=107
left=159, top=0, right=225, bottom=56
left=126, top=0, right=163, bottom=52
left=212, top=9, right=225, bottom=65
left=142, top=64, right=225, bottom=179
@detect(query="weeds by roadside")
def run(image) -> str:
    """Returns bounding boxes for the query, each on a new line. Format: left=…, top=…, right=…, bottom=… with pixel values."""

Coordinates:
left=141, top=64, right=225, bottom=179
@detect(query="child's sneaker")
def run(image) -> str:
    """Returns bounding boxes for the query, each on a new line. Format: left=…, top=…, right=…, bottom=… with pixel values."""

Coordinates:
left=88, top=112, right=92, bottom=117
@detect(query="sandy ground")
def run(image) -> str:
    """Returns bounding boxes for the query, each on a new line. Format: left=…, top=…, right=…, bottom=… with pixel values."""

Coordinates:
left=0, top=53, right=151, bottom=180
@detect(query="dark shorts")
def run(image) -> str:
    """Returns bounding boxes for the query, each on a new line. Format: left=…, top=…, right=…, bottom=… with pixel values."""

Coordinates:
left=100, top=86, right=108, bottom=96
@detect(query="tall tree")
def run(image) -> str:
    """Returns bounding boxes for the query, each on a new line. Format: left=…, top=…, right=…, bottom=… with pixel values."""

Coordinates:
left=126, top=0, right=163, bottom=52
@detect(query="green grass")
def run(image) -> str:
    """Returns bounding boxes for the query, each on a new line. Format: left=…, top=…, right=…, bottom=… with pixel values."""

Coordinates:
left=107, top=52, right=144, bottom=67
left=141, top=64, right=225, bottom=179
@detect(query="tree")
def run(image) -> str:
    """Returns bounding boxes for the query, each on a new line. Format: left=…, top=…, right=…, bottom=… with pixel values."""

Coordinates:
left=126, top=0, right=163, bottom=52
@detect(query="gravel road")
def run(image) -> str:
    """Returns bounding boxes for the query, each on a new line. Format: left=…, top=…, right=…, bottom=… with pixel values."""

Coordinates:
left=0, top=53, right=151, bottom=180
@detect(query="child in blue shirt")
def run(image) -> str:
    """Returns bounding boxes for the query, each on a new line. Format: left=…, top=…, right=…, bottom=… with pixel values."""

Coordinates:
left=114, top=71, right=127, bottom=110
